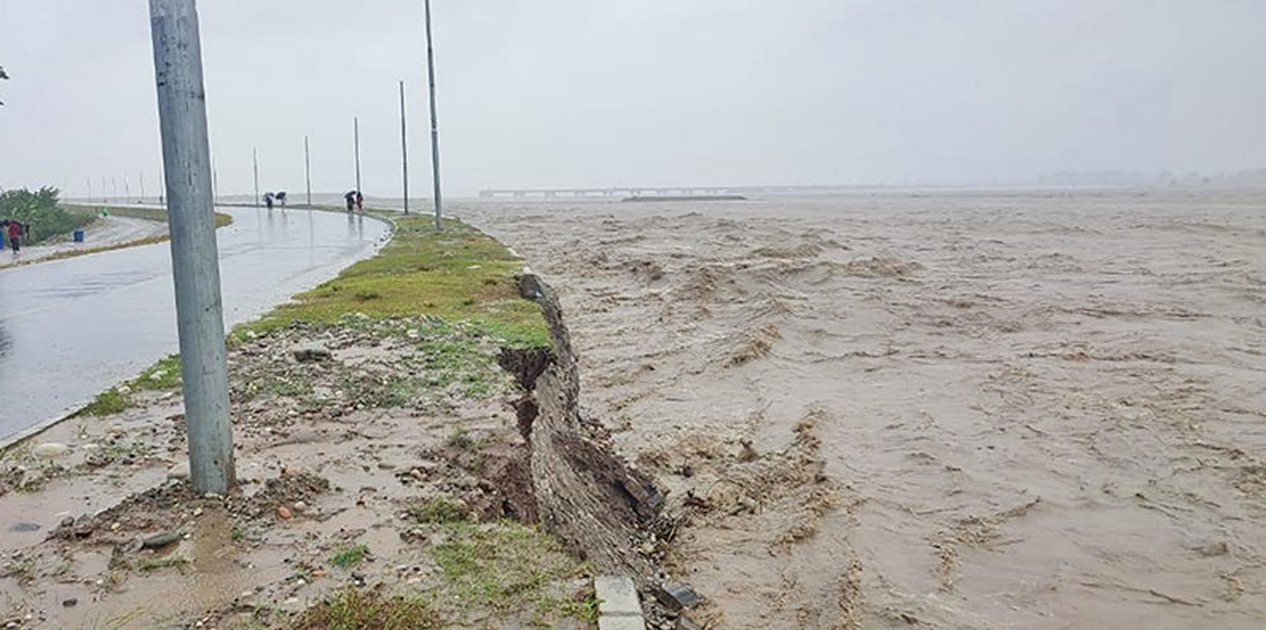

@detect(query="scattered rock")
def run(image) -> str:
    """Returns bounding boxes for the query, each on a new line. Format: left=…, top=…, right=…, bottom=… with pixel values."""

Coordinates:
left=142, top=530, right=182, bottom=549
left=676, top=615, right=704, bottom=630
left=276, top=506, right=292, bottom=520
left=32, top=443, right=69, bottom=459
left=292, top=501, right=307, bottom=514
left=61, top=598, right=77, bottom=608
left=7, top=522, right=40, bottom=533
left=167, top=463, right=191, bottom=480
left=656, top=582, right=702, bottom=611
left=1195, top=541, right=1229, bottom=557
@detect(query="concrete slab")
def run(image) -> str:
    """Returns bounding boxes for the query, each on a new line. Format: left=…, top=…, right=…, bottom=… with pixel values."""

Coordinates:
left=595, top=575, right=643, bottom=616
left=598, top=616, right=647, bottom=630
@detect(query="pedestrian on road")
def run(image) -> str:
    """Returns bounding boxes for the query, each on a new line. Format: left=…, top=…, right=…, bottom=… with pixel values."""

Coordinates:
left=6, top=219, right=23, bottom=253
left=344, top=190, right=357, bottom=213
left=264, top=192, right=275, bottom=211
left=354, top=190, right=364, bottom=212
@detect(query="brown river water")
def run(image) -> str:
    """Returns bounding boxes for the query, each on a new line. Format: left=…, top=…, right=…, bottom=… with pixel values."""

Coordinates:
left=464, top=188, right=1266, bottom=629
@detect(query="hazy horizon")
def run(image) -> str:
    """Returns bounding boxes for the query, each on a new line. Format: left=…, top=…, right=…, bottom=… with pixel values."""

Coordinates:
left=3, top=1, right=1265, bottom=198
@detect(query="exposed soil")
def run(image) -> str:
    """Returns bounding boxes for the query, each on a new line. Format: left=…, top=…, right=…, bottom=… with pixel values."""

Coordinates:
left=0, top=317, right=600, bottom=629
left=466, top=189, right=1266, bottom=629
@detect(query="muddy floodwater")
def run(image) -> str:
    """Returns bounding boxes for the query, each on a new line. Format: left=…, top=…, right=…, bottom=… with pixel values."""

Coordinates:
left=0, top=208, right=388, bottom=439
left=465, top=189, right=1266, bottom=629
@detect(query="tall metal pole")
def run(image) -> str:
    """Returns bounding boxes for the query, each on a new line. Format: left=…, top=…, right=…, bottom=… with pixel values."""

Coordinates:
left=212, top=158, right=219, bottom=206
left=159, top=161, right=166, bottom=204
left=86, top=178, right=92, bottom=203
left=148, top=0, right=235, bottom=494
left=353, top=116, right=362, bottom=196
left=304, top=135, right=312, bottom=207
left=424, top=0, right=443, bottom=229
left=140, top=171, right=146, bottom=202
left=101, top=177, right=108, bottom=203
left=253, top=148, right=260, bottom=208
left=399, top=81, right=409, bottom=215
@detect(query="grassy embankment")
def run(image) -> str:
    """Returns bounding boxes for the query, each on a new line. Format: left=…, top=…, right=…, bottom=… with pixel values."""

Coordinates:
left=81, top=214, right=548, bottom=414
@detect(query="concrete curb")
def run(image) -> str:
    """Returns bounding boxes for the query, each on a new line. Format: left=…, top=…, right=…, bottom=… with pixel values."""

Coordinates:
left=596, top=576, right=647, bottom=630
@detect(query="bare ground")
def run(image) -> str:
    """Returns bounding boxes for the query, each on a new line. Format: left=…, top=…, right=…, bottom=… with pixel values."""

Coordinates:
left=0, top=317, right=595, bottom=629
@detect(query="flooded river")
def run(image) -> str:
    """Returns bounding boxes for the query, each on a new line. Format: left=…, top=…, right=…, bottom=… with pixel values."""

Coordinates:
left=465, top=188, right=1266, bottom=629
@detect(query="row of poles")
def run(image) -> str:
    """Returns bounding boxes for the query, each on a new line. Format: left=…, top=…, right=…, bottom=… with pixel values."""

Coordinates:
left=150, top=0, right=444, bottom=492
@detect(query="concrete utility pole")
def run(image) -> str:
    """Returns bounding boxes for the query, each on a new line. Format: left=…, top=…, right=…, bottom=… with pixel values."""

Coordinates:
left=140, top=171, right=146, bottom=202
left=253, top=148, right=260, bottom=208
left=424, top=0, right=443, bottom=229
left=159, top=161, right=166, bottom=205
left=353, top=116, right=362, bottom=197
left=304, top=135, right=312, bottom=207
left=399, top=81, right=409, bottom=215
left=148, top=0, right=235, bottom=493
left=101, top=177, right=107, bottom=204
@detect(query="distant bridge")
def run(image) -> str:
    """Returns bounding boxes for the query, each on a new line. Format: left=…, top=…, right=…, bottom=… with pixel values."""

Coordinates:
left=478, top=184, right=848, bottom=199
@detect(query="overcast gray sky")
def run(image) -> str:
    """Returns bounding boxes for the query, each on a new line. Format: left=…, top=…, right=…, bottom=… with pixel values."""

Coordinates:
left=1, top=1, right=1264, bottom=197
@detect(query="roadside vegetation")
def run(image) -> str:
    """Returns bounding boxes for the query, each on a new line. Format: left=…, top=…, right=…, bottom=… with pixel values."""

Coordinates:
left=62, top=203, right=233, bottom=228
left=0, top=187, right=92, bottom=244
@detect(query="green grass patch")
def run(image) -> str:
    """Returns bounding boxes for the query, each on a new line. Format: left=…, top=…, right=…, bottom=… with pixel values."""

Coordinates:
left=137, top=555, right=189, bottom=573
left=428, top=521, right=591, bottom=620
left=292, top=588, right=440, bottom=630
left=411, top=497, right=467, bottom=524
left=329, top=543, right=370, bottom=569
left=77, top=387, right=131, bottom=418
left=76, top=354, right=184, bottom=417
left=242, top=217, right=548, bottom=349
left=135, top=354, right=182, bottom=391
left=446, top=426, right=476, bottom=450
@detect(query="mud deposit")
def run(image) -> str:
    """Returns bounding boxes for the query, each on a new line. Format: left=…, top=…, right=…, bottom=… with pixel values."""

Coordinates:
left=0, top=317, right=597, bottom=629
left=466, top=189, right=1266, bottom=629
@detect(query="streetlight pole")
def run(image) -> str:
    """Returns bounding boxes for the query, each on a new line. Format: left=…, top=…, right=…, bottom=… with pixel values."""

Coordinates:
left=399, top=81, right=409, bottom=215
left=424, top=0, right=443, bottom=229
left=353, top=116, right=362, bottom=198
left=305, top=135, right=313, bottom=207
left=253, top=148, right=260, bottom=208
left=148, top=0, right=236, bottom=494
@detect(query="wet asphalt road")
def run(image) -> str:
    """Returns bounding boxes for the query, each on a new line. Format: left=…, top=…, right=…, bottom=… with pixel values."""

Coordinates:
left=0, top=207, right=389, bottom=439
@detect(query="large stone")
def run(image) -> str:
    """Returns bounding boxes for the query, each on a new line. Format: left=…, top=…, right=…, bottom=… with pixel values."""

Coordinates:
left=141, top=531, right=182, bottom=549
left=656, top=582, right=702, bottom=611
left=32, top=443, right=69, bottom=459
left=292, top=343, right=332, bottom=363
